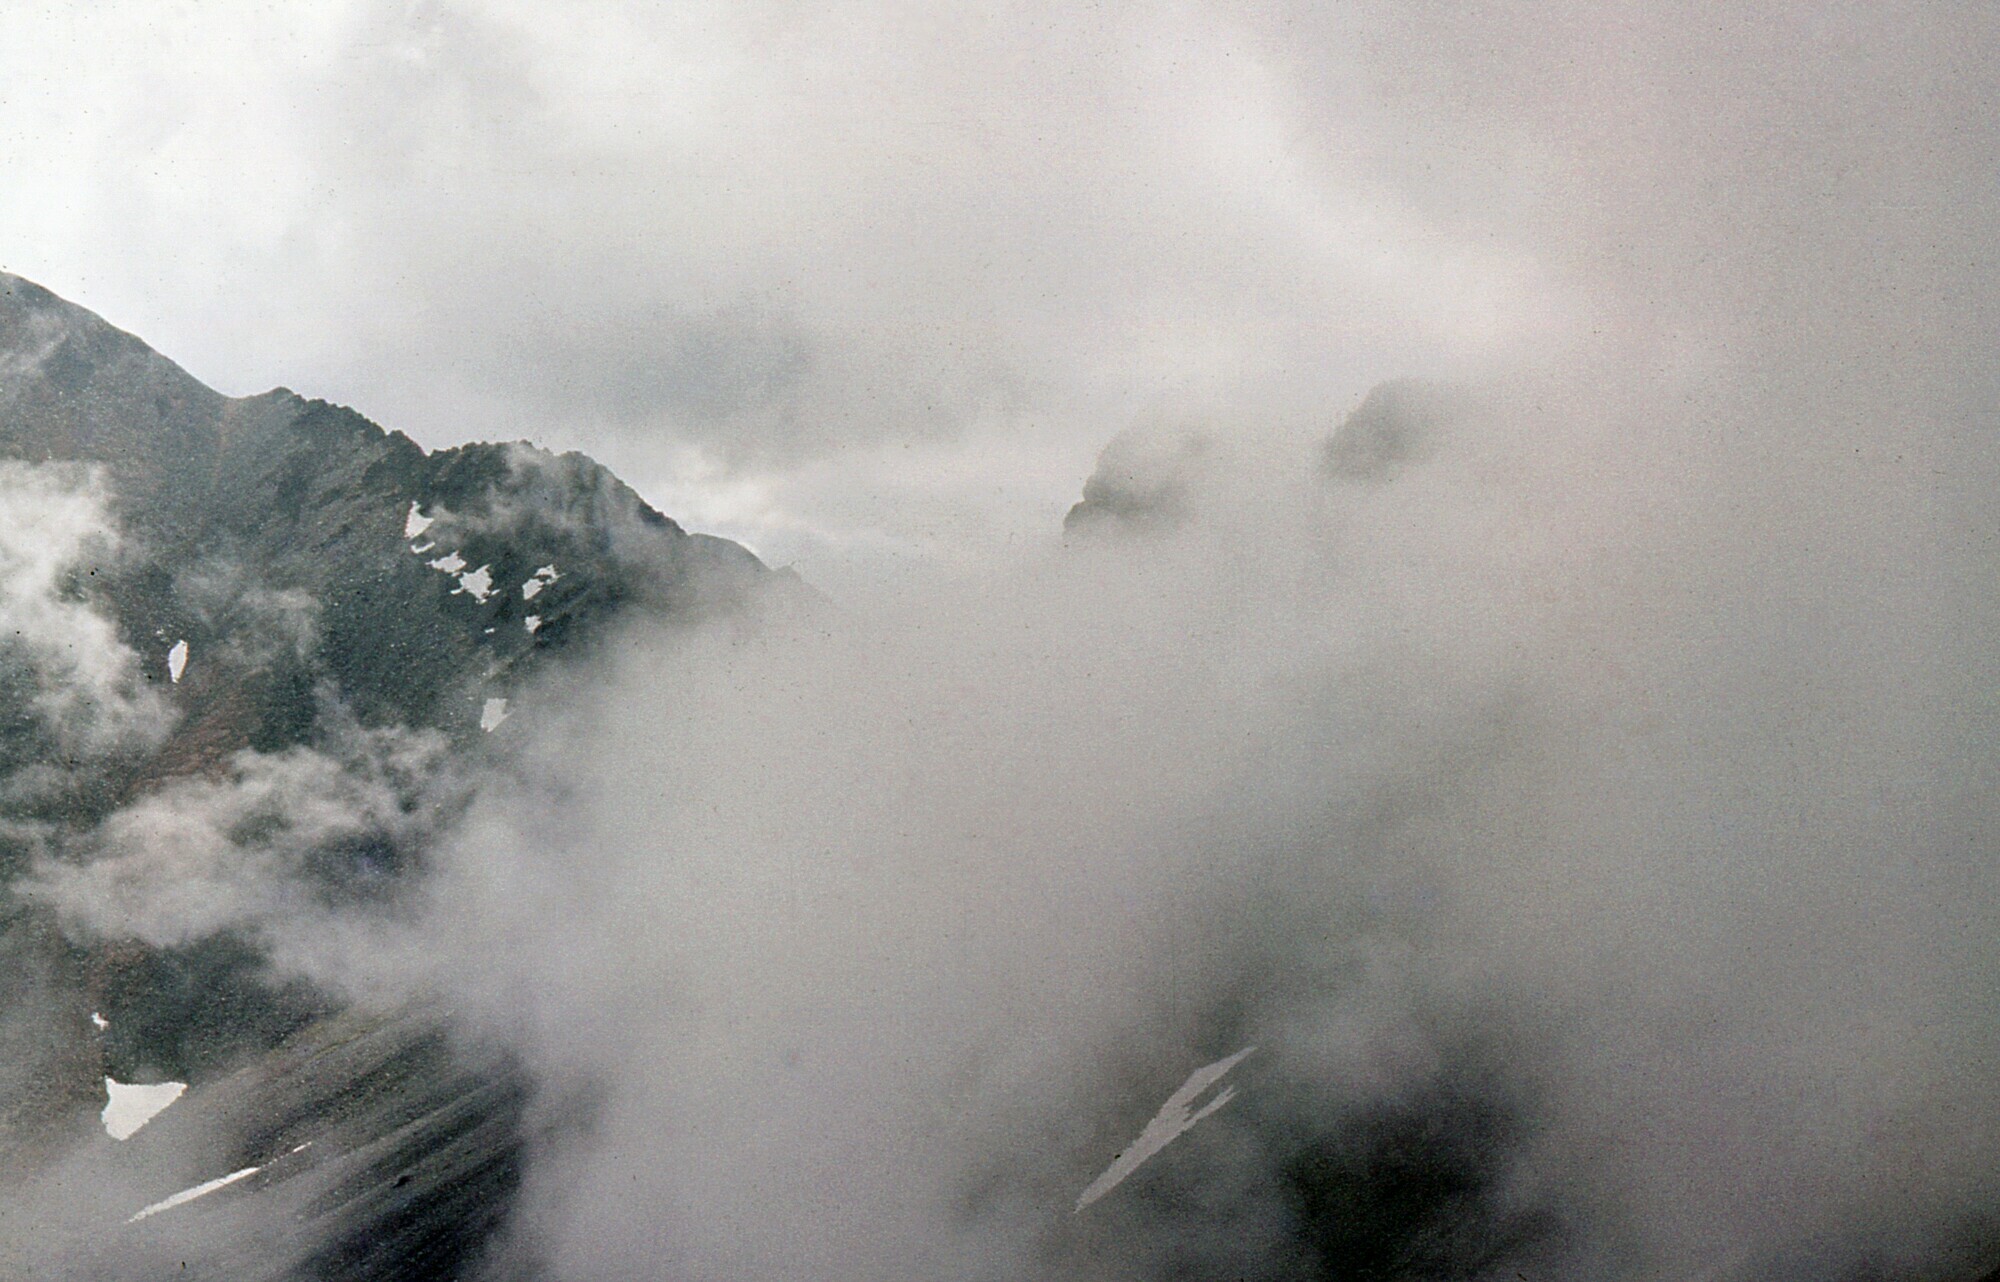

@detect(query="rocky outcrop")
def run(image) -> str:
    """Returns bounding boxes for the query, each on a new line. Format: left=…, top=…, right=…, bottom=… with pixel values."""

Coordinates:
left=0, top=998, right=529, bottom=1281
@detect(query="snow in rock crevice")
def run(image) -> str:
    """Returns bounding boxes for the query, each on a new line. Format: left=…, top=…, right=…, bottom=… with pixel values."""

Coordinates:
left=454, top=565, right=495, bottom=602
left=166, top=640, right=188, bottom=683
left=125, top=1143, right=311, bottom=1224
left=1075, top=1047, right=1254, bottom=1212
left=102, top=1078, right=186, bottom=1141
left=403, top=502, right=435, bottom=539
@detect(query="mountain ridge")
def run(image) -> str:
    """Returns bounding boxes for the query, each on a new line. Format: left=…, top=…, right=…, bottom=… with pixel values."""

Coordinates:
left=0, top=275, right=778, bottom=1280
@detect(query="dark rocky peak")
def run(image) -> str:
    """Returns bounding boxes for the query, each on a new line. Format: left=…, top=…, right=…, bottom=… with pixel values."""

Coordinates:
left=0, top=274, right=230, bottom=531
left=0, top=273, right=767, bottom=753
left=1064, top=380, right=1469, bottom=542
left=1064, top=421, right=1217, bottom=537
left=1322, top=379, right=1464, bottom=484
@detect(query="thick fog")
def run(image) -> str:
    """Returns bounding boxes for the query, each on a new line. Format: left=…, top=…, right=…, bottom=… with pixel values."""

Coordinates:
left=400, top=373, right=1997, bottom=1280
left=9, top=1, right=2000, bottom=1279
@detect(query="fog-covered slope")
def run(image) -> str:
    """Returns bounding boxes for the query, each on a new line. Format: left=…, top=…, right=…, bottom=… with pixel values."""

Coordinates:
left=5, top=274, right=1998, bottom=1282
left=0, top=274, right=770, bottom=1277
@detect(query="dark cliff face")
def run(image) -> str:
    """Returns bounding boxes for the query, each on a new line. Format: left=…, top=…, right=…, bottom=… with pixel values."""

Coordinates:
left=0, top=274, right=769, bottom=1276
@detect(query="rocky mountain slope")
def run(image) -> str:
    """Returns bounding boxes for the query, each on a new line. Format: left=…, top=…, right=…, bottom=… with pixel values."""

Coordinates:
left=0, top=273, right=773, bottom=1277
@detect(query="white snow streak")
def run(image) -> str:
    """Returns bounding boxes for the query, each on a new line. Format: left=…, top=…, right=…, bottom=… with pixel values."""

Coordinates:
left=126, top=1164, right=261, bottom=1222
left=522, top=564, right=559, bottom=600
left=102, top=1078, right=186, bottom=1141
left=1075, top=1047, right=1255, bottom=1212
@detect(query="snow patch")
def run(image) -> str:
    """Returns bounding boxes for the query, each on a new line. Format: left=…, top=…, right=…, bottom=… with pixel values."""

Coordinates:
left=480, top=697, right=509, bottom=732
left=524, top=615, right=541, bottom=634
left=426, top=552, right=467, bottom=575
left=1075, top=1047, right=1254, bottom=1212
left=402, top=502, right=435, bottom=539
left=454, top=565, right=495, bottom=602
left=166, top=640, right=188, bottom=684
left=90, top=1011, right=108, bottom=1030
left=522, top=564, right=560, bottom=600
left=103, top=1078, right=186, bottom=1141
left=410, top=541, right=435, bottom=554
left=127, top=1163, right=261, bottom=1223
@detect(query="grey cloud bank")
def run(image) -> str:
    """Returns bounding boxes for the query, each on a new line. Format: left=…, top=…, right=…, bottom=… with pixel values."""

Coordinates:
left=401, top=352, right=1996, bottom=1278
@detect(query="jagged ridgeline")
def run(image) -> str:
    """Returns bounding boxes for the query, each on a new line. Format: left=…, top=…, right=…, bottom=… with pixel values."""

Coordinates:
left=0, top=273, right=772, bottom=1276
left=0, top=273, right=763, bottom=756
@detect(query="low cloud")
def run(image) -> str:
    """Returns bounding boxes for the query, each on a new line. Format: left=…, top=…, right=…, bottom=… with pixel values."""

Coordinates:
left=0, top=0, right=1558, bottom=583
left=382, top=348, right=2000, bottom=1278
left=178, top=566, right=321, bottom=671
left=29, top=703, right=454, bottom=993
left=0, top=462, right=172, bottom=808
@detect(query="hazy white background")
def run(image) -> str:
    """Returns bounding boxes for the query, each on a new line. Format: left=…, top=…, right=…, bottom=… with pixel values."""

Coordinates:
left=0, top=0, right=1570, bottom=595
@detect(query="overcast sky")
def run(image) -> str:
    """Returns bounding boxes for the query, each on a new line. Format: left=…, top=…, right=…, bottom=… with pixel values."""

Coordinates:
left=0, top=0, right=1582, bottom=593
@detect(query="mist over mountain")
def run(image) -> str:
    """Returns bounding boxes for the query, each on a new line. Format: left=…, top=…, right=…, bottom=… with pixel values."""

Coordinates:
left=0, top=273, right=774, bottom=1277
left=3, top=4, right=2000, bottom=1281
left=2, top=261, right=1997, bottom=1282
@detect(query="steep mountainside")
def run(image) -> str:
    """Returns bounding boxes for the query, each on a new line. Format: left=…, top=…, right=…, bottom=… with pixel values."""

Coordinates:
left=0, top=274, right=772, bottom=1276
